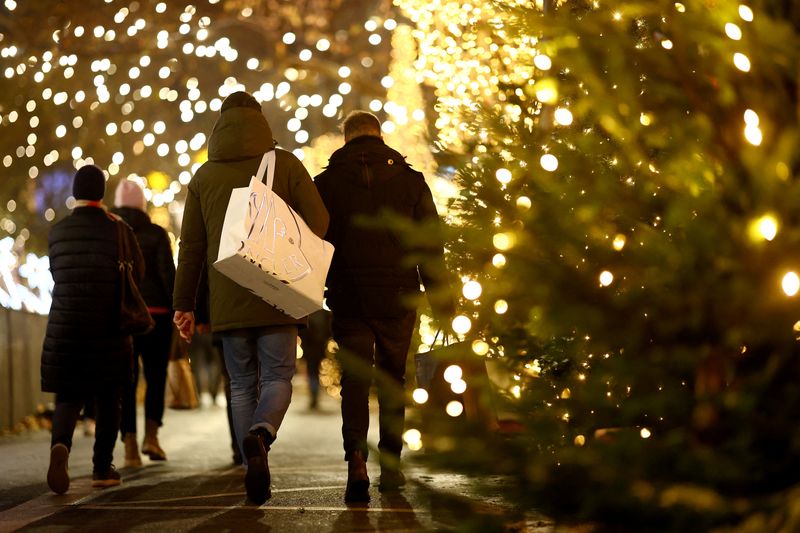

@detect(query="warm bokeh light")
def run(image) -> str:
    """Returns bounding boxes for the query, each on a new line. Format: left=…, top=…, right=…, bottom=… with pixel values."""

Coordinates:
left=443, top=364, right=463, bottom=384
left=496, top=168, right=512, bottom=184
left=462, top=280, right=482, bottom=300
left=450, top=379, right=467, bottom=394
left=402, top=428, right=422, bottom=450
left=782, top=272, right=800, bottom=297
left=445, top=401, right=464, bottom=417
left=412, top=388, right=429, bottom=404
left=750, top=215, right=778, bottom=242
left=452, top=315, right=472, bottom=335
left=471, top=339, right=489, bottom=356
left=733, top=52, right=751, bottom=72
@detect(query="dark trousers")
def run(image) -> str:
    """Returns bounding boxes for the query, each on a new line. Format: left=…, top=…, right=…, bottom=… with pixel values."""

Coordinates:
left=190, top=331, right=223, bottom=402
left=299, top=309, right=331, bottom=403
left=120, top=313, right=172, bottom=436
left=52, top=386, right=122, bottom=472
left=332, top=312, right=416, bottom=463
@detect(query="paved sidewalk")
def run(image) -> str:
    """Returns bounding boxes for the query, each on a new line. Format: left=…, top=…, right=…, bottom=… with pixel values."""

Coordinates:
left=0, top=381, right=528, bottom=532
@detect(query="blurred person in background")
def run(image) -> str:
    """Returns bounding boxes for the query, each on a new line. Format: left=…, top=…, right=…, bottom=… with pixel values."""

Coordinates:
left=112, top=179, right=176, bottom=466
left=299, top=309, right=331, bottom=411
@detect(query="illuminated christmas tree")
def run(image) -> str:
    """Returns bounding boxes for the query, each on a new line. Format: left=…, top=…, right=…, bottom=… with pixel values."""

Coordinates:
left=397, top=0, right=800, bottom=529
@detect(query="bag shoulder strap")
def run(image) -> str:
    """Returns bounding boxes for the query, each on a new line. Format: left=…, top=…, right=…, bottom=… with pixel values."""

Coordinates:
left=255, top=150, right=277, bottom=191
left=115, top=219, right=131, bottom=263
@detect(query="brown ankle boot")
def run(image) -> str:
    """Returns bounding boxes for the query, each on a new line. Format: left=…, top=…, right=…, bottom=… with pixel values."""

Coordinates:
left=123, top=433, right=142, bottom=467
left=344, top=450, right=370, bottom=503
left=141, top=419, right=167, bottom=461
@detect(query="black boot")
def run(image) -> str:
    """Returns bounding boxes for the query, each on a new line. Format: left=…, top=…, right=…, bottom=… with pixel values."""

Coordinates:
left=344, top=450, right=370, bottom=503
left=242, top=428, right=272, bottom=504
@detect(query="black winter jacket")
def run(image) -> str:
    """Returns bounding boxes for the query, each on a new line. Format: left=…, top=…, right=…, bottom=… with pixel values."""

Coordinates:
left=111, top=206, right=175, bottom=311
left=314, top=135, right=453, bottom=318
left=41, top=206, right=142, bottom=394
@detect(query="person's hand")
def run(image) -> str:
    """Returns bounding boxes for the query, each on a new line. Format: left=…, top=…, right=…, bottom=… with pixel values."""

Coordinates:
left=173, top=310, right=195, bottom=344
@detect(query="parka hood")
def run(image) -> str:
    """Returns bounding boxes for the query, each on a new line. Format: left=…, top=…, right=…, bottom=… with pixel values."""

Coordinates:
left=207, top=106, right=276, bottom=162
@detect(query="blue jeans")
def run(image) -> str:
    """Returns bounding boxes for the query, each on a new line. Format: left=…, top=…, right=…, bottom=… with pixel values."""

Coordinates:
left=220, top=325, right=298, bottom=462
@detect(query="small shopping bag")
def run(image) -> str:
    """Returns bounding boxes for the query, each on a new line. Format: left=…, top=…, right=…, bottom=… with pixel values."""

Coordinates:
left=214, top=151, right=334, bottom=318
left=165, top=331, right=199, bottom=410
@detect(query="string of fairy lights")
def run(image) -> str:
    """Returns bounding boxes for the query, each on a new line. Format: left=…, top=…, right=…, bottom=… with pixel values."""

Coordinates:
left=0, top=0, right=424, bottom=313
left=0, top=0, right=403, bottom=233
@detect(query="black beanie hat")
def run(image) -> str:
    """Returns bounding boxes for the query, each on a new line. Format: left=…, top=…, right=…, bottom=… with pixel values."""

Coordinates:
left=220, top=91, right=261, bottom=113
left=72, top=165, right=106, bottom=201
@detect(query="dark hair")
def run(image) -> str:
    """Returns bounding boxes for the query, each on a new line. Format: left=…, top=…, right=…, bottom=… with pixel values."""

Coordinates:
left=341, top=110, right=381, bottom=140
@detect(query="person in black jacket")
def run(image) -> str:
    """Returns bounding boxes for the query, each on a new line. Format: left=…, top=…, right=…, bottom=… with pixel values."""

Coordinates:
left=111, top=179, right=176, bottom=466
left=42, top=164, right=144, bottom=494
left=314, top=111, right=454, bottom=502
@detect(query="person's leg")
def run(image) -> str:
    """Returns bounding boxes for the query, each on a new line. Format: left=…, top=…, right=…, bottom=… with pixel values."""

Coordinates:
left=92, top=386, right=122, bottom=473
left=140, top=314, right=172, bottom=460
left=301, top=310, right=330, bottom=409
left=119, top=345, right=140, bottom=439
left=48, top=391, right=83, bottom=494
left=90, top=385, right=122, bottom=488
left=372, top=312, right=416, bottom=489
left=82, top=394, right=96, bottom=437
left=189, top=331, right=210, bottom=403
left=332, top=316, right=376, bottom=502
left=206, top=335, right=224, bottom=404
left=307, top=351, right=321, bottom=408
left=141, top=315, right=172, bottom=423
left=215, top=335, right=240, bottom=464
left=220, top=329, right=259, bottom=462
left=238, top=325, right=298, bottom=504
left=332, top=317, right=376, bottom=461
left=250, top=325, right=298, bottom=437
left=51, top=392, right=83, bottom=450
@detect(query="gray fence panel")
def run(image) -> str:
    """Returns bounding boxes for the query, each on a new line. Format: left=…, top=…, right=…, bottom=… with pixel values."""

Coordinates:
left=1, top=308, right=51, bottom=431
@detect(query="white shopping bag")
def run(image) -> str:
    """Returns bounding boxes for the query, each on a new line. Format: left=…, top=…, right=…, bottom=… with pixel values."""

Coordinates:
left=214, top=151, right=334, bottom=318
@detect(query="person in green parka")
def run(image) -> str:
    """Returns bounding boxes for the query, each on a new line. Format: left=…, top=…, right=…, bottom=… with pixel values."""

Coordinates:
left=172, top=91, right=328, bottom=505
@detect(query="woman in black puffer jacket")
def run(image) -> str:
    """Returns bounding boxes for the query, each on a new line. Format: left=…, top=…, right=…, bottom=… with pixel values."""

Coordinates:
left=111, top=179, right=176, bottom=467
left=42, top=164, right=143, bottom=494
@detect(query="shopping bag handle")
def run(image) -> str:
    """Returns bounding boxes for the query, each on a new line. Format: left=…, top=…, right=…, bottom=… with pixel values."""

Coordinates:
left=431, top=329, right=452, bottom=347
left=255, top=150, right=277, bottom=191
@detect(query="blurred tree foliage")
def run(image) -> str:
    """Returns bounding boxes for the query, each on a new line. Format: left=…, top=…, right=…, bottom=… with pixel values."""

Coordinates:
left=406, top=0, right=800, bottom=530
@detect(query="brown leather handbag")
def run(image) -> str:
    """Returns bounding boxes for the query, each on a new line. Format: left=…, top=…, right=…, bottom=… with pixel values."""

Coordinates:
left=116, top=220, right=155, bottom=335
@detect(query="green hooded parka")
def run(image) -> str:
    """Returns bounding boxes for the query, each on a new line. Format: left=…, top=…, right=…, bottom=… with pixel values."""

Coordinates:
left=173, top=96, right=329, bottom=331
